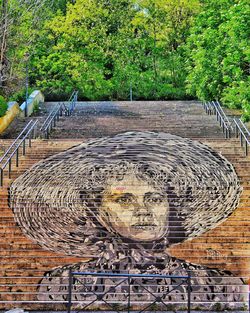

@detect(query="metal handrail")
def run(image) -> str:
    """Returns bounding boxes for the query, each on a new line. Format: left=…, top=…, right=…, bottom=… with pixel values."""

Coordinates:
left=42, top=104, right=62, bottom=131
left=203, top=102, right=211, bottom=115
left=72, top=271, right=190, bottom=279
left=39, top=91, right=78, bottom=138
left=61, top=101, right=69, bottom=115
left=68, top=270, right=191, bottom=313
left=68, top=90, right=78, bottom=102
left=0, top=120, right=38, bottom=186
left=68, top=90, right=78, bottom=114
left=39, top=105, right=60, bottom=132
left=2, top=122, right=37, bottom=169
left=40, top=104, right=63, bottom=139
left=0, top=90, right=78, bottom=185
left=207, top=101, right=231, bottom=138
left=238, top=118, right=250, bottom=137
left=234, top=118, right=250, bottom=156
left=203, top=100, right=250, bottom=145
left=0, top=120, right=33, bottom=164
left=213, top=100, right=233, bottom=130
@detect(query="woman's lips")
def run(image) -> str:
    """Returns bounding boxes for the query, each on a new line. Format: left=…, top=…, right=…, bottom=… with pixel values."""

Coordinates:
left=131, top=224, right=157, bottom=230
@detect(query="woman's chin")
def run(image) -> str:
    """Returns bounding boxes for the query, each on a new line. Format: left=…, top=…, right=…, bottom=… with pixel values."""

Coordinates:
left=124, top=228, right=166, bottom=242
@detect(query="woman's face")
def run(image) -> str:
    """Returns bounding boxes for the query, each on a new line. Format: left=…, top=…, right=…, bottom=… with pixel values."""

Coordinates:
left=99, top=174, right=169, bottom=241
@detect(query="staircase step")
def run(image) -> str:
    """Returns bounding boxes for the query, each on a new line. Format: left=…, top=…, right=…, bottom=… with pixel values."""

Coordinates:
left=0, top=100, right=249, bottom=309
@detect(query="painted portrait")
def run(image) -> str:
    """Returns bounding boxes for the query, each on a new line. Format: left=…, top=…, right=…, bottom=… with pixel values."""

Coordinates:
left=9, top=131, right=245, bottom=309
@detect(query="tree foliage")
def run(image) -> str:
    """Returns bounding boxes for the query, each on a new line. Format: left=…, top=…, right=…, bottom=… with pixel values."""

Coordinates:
left=0, top=0, right=249, bottom=119
left=186, top=0, right=250, bottom=119
left=28, top=0, right=199, bottom=100
left=0, top=0, right=59, bottom=96
left=0, top=94, right=7, bottom=116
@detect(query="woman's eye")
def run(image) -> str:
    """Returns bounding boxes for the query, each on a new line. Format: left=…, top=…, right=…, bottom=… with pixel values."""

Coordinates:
left=115, top=196, right=133, bottom=204
left=146, top=197, right=164, bottom=204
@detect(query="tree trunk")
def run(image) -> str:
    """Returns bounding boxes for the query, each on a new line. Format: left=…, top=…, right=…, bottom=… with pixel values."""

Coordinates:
left=0, top=0, right=8, bottom=91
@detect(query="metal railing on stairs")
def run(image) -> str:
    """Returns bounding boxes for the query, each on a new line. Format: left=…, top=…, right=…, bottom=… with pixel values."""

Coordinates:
left=234, top=118, right=250, bottom=156
left=0, top=120, right=38, bottom=186
left=213, top=100, right=233, bottom=132
left=203, top=100, right=250, bottom=156
left=203, top=101, right=232, bottom=138
left=68, top=90, right=78, bottom=115
left=0, top=90, right=78, bottom=186
left=39, top=103, right=64, bottom=139
left=67, top=271, right=191, bottom=313
left=39, top=90, right=78, bottom=139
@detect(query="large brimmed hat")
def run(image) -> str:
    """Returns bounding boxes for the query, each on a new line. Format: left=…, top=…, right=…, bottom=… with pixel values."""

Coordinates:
left=10, top=132, right=241, bottom=257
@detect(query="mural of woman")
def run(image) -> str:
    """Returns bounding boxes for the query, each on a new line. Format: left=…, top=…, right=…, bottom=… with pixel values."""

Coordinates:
left=9, top=131, right=246, bottom=309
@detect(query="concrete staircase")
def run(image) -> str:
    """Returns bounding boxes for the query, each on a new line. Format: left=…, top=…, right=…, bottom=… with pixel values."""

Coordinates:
left=48, top=101, right=226, bottom=139
left=0, top=100, right=249, bottom=310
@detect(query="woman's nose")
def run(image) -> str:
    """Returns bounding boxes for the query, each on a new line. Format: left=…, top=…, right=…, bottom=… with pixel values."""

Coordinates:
left=134, top=203, right=152, bottom=217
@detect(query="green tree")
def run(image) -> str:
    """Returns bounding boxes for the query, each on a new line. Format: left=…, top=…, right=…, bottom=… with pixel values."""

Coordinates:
left=30, top=0, right=199, bottom=100
left=185, top=0, right=250, bottom=118
left=0, top=0, right=65, bottom=97
left=0, top=95, right=7, bottom=116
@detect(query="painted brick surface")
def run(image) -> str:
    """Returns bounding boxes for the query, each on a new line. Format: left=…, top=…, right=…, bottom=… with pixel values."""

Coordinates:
left=0, top=101, right=249, bottom=310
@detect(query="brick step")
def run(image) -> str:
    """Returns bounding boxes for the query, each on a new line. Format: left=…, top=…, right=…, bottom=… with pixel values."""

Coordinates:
left=1, top=138, right=243, bottom=146
left=0, top=224, right=249, bottom=234
left=53, top=118, right=225, bottom=125
left=3, top=168, right=250, bottom=178
left=0, top=229, right=249, bottom=237
left=3, top=162, right=250, bottom=173
left=8, top=148, right=247, bottom=156
left=9, top=197, right=250, bottom=204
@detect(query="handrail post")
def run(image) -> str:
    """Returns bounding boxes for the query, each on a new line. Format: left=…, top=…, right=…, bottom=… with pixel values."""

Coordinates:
left=128, top=276, right=131, bottom=313
left=29, top=133, right=31, bottom=148
left=240, top=133, right=243, bottom=146
left=22, top=140, right=26, bottom=156
left=33, top=124, right=36, bottom=139
left=0, top=168, right=3, bottom=186
left=235, top=124, right=238, bottom=138
left=245, top=141, right=248, bottom=157
left=187, top=272, right=191, bottom=313
left=67, top=269, right=73, bottom=313
left=16, top=148, right=19, bottom=167
left=212, top=104, right=216, bottom=115
left=211, top=103, right=213, bottom=115
left=8, top=159, right=11, bottom=179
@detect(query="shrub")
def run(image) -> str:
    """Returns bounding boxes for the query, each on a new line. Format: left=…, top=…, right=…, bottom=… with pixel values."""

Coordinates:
left=0, top=96, right=8, bottom=117
left=10, top=87, right=34, bottom=104
left=33, top=100, right=40, bottom=114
